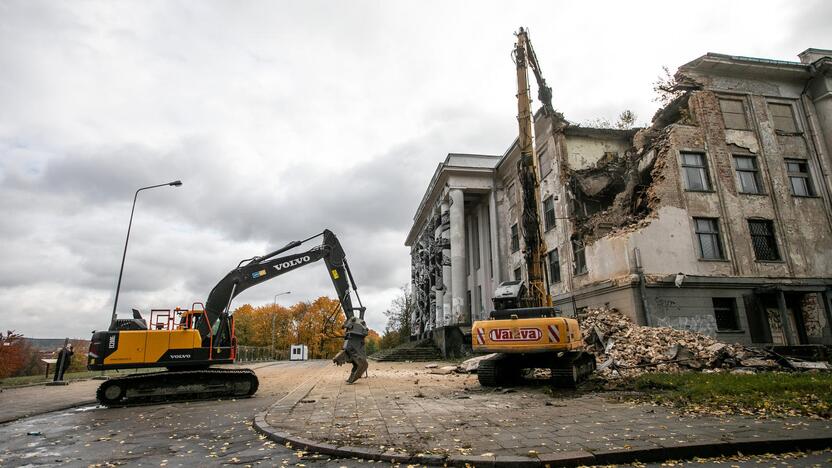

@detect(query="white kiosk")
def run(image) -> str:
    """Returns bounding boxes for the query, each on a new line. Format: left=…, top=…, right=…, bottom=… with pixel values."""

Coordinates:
left=289, top=344, right=308, bottom=361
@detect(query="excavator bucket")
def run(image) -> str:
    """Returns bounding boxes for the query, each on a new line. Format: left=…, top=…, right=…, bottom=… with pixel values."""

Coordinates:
left=333, top=335, right=368, bottom=383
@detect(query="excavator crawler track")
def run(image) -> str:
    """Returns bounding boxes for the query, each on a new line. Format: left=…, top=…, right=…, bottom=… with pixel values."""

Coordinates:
left=96, top=368, right=259, bottom=407
left=477, top=355, right=522, bottom=387
left=477, top=352, right=596, bottom=388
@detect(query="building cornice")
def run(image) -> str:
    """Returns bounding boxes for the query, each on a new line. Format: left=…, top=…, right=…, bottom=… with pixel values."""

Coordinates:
left=405, top=153, right=499, bottom=246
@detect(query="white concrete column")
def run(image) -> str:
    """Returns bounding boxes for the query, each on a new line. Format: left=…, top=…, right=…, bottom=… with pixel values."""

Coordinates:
left=449, top=189, right=466, bottom=325
left=440, top=199, right=452, bottom=326
left=488, top=189, right=501, bottom=284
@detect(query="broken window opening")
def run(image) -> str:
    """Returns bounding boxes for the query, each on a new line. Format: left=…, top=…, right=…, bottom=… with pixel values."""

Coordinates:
left=694, top=217, right=724, bottom=260
left=547, top=249, right=561, bottom=284
left=785, top=159, right=816, bottom=197
left=513, top=266, right=522, bottom=281
left=733, top=155, right=763, bottom=194
left=748, top=219, right=780, bottom=261
left=681, top=152, right=711, bottom=191
left=510, top=223, right=520, bottom=253
left=571, top=238, right=587, bottom=275
left=719, top=98, right=749, bottom=130
left=543, top=196, right=556, bottom=231
left=538, top=147, right=552, bottom=179
left=768, top=102, right=798, bottom=133
left=713, top=297, right=741, bottom=331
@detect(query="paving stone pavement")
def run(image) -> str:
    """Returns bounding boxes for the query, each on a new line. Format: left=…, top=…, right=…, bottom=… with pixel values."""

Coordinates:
left=0, top=379, right=99, bottom=424
left=263, top=362, right=832, bottom=459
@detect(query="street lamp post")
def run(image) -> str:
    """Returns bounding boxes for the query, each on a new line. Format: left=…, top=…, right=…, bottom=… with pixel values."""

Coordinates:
left=271, top=291, right=291, bottom=357
left=110, top=180, right=183, bottom=326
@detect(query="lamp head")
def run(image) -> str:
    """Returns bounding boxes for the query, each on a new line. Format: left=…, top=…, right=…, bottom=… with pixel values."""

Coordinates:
left=169, top=180, right=183, bottom=187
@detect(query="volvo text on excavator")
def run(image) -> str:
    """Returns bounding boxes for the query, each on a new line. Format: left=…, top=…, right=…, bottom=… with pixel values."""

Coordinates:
left=88, top=229, right=369, bottom=406
left=471, top=28, right=596, bottom=387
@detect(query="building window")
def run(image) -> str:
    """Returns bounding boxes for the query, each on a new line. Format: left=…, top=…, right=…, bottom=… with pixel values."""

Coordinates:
left=507, top=182, right=516, bottom=207
left=733, top=155, right=763, bottom=194
left=543, top=196, right=556, bottom=231
left=769, top=103, right=798, bottom=133
left=538, top=148, right=552, bottom=178
left=712, top=298, right=740, bottom=331
left=547, top=249, right=561, bottom=284
left=694, top=218, right=724, bottom=260
left=510, top=224, right=520, bottom=252
left=513, top=267, right=522, bottom=281
left=748, top=219, right=780, bottom=261
left=719, top=98, right=749, bottom=130
left=681, top=152, right=711, bottom=191
left=572, top=238, right=587, bottom=275
left=785, top=159, right=815, bottom=197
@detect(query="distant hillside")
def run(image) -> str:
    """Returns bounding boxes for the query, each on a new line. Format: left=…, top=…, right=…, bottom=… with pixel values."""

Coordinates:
left=25, top=338, right=90, bottom=351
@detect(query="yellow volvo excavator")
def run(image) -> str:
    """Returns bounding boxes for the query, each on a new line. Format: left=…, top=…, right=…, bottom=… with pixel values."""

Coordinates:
left=88, top=229, right=369, bottom=406
left=471, top=28, right=595, bottom=387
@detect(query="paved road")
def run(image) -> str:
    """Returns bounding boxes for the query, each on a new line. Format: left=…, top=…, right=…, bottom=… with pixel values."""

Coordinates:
left=0, top=360, right=353, bottom=467
left=1, top=360, right=829, bottom=467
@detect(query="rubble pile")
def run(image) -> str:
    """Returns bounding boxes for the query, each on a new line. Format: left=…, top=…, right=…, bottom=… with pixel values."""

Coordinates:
left=581, top=306, right=782, bottom=378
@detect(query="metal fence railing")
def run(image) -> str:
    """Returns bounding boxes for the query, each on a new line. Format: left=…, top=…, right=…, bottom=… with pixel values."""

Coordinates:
left=236, top=346, right=288, bottom=362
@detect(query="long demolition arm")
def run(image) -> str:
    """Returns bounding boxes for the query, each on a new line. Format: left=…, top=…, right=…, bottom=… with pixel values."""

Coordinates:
left=514, top=27, right=552, bottom=308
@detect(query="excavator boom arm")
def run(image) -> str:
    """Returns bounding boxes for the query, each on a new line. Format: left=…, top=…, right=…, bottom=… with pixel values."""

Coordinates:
left=204, top=229, right=364, bottom=326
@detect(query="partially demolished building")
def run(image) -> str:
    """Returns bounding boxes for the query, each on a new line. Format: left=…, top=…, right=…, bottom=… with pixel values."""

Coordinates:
left=406, top=48, right=832, bottom=357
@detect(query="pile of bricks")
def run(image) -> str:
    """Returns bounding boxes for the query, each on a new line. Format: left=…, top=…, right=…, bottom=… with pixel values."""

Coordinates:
left=580, top=306, right=777, bottom=378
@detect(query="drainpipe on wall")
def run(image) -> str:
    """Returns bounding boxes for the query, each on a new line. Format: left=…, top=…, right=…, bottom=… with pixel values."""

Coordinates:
left=633, top=247, right=651, bottom=326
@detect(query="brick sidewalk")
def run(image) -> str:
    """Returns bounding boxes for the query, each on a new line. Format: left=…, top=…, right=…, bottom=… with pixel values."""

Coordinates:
left=263, top=362, right=832, bottom=459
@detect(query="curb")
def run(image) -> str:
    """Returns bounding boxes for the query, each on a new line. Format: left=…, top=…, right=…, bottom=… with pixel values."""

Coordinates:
left=255, top=412, right=832, bottom=467
left=0, top=400, right=98, bottom=426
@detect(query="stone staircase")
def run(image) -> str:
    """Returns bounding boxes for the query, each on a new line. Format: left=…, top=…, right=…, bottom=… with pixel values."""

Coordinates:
left=370, top=339, right=443, bottom=362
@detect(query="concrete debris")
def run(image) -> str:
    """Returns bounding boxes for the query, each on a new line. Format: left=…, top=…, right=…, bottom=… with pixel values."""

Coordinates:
left=456, top=353, right=498, bottom=373
left=580, top=306, right=826, bottom=378
left=428, top=365, right=458, bottom=375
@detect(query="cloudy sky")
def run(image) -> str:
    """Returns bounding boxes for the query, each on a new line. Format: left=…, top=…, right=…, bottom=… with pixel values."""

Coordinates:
left=1, top=0, right=828, bottom=338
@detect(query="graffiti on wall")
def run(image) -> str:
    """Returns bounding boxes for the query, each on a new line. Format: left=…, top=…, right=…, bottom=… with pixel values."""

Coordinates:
left=801, top=293, right=825, bottom=338
left=655, top=315, right=718, bottom=337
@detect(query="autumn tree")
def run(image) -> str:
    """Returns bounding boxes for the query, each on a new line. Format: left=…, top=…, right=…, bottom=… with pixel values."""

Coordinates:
left=380, top=284, right=413, bottom=349
left=0, top=331, right=28, bottom=378
left=364, top=329, right=381, bottom=355
left=233, top=296, right=363, bottom=360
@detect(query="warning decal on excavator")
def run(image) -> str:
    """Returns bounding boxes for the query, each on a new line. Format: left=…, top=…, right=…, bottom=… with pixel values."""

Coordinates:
left=489, top=328, right=541, bottom=342
left=251, top=269, right=267, bottom=279
left=547, top=324, right=560, bottom=342
left=331, top=269, right=340, bottom=279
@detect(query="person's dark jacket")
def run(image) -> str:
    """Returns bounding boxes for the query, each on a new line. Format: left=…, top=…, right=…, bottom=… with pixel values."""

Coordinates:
left=57, top=347, right=73, bottom=370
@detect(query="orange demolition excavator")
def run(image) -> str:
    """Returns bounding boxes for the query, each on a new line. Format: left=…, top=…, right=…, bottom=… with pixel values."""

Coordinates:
left=471, top=28, right=596, bottom=387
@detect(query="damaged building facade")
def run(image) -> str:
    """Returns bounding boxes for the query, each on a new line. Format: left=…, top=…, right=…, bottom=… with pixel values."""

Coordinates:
left=406, top=48, right=832, bottom=357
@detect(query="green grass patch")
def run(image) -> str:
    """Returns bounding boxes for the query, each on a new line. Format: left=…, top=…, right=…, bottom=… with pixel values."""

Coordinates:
left=0, top=368, right=164, bottom=388
left=632, top=372, right=832, bottom=418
